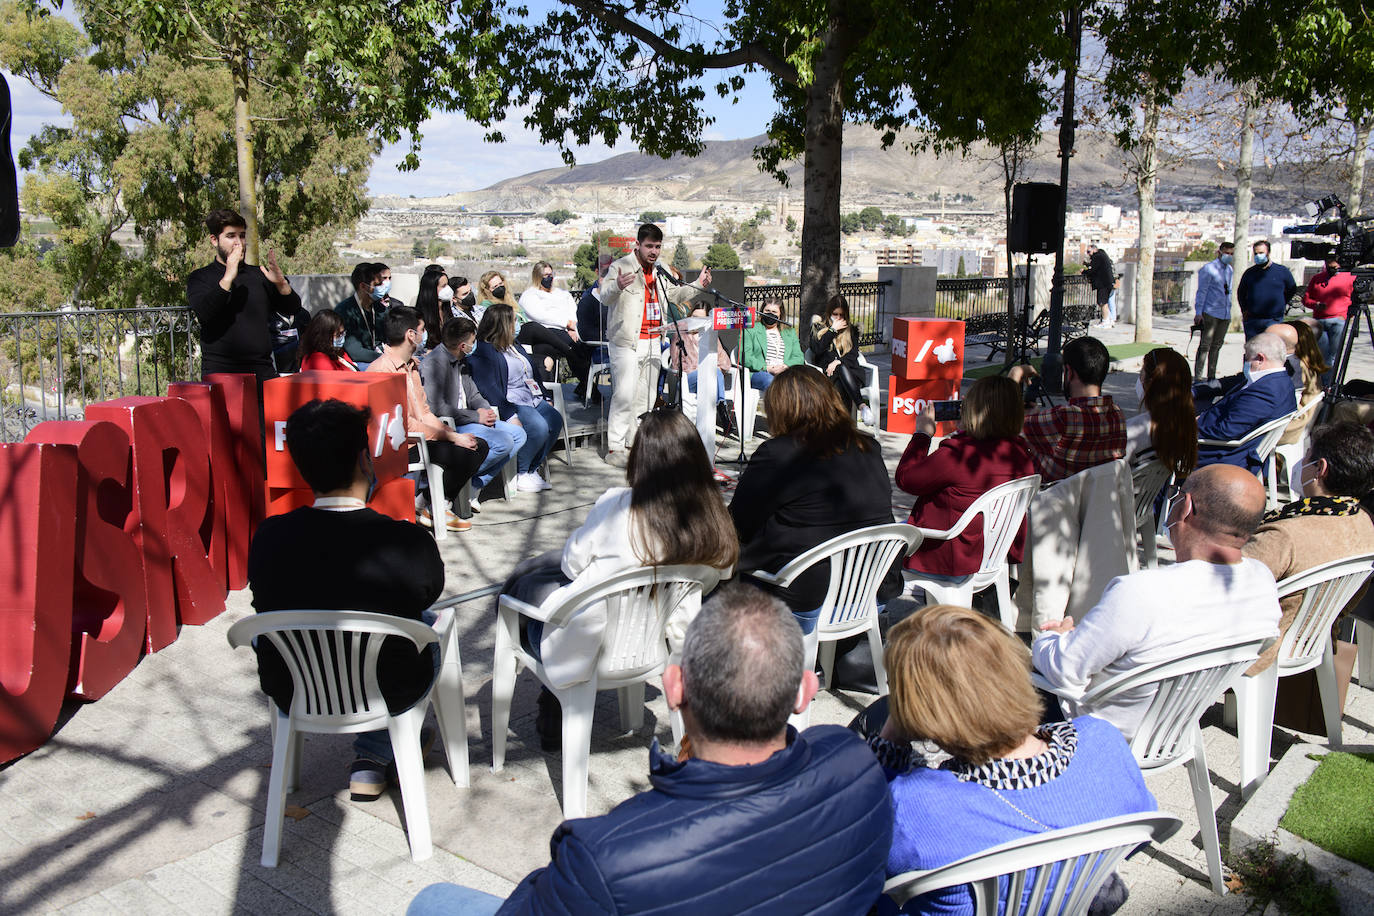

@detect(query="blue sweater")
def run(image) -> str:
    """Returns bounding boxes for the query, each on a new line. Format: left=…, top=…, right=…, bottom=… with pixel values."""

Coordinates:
left=1238, top=263, right=1297, bottom=322
left=881, top=716, right=1155, bottom=916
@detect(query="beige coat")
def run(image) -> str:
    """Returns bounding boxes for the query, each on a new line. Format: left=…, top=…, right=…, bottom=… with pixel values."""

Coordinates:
left=600, top=253, right=706, bottom=348
left=1242, top=509, right=1374, bottom=672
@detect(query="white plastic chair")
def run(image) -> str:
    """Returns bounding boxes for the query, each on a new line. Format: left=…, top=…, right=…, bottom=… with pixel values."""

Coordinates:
left=491, top=564, right=719, bottom=818
left=660, top=347, right=753, bottom=440
left=1198, top=411, right=1294, bottom=508
left=584, top=339, right=610, bottom=407
left=857, top=352, right=882, bottom=429
left=883, top=812, right=1183, bottom=915
left=1273, top=391, right=1324, bottom=501
left=902, top=475, right=1041, bottom=630
left=407, top=431, right=450, bottom=541
left=540, top=380, right=575, bottom=468
left=226, top=609, right=470, bottom=866
left=1129, top=456, right=1173, bottom=568
left=748, top=523, right=921, bottom=726
left=1232, top=553, right=1374, bottom=799
left=1034, top=637, right=1268, bottom=895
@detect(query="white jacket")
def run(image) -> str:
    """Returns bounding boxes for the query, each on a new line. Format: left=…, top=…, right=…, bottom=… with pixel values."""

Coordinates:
left=599, top=253, right=706, bottom=348
left=518, top=286, right=578, bottom=330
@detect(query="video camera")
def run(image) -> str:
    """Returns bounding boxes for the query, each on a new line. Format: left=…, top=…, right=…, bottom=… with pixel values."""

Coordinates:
left=1282, top=194, right=1374, bottom=274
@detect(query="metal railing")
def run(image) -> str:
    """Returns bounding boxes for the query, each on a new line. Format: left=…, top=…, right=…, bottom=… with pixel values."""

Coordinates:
left=742, top=280, right=890, bottom=348
left=0, top=307, right=201, bottom=442
left=1153, top=269, right=1189, bottom=315
left=934, top=277, right=1013, bottom=320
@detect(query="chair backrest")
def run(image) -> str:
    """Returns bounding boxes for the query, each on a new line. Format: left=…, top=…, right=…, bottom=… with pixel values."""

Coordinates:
left=1274, top=553, right=1374, bottom=671
left=883, top=812, right=1183, bottom=915
left=226, top=611, right=439, bottom=727
left=959, top=475, right=1041, bottom=584
left=543, top=565, right=720, bottom=679
left=1078, top=637, right=1269, bottom=769
left=1252, top=412, right=1292, bottom=463
left=1129, top=457, right=1171, bottom=529
left=1294, top=390, right=1325, bottom=433
left=766, top=524, right=921, bottom=634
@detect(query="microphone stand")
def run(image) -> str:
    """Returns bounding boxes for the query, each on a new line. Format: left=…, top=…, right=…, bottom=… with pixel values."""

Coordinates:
left=698, top=285, right=755, bottom=468
left=656, top=264, right=691, bottom=414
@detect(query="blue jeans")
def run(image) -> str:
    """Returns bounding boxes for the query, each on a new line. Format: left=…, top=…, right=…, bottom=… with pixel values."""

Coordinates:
left=513, top=400, right=563, bottom=473
left=1107, top=290, right=1118, bottom=322
left=408, top=884, right=504, bottom=916
left=1316, top=317, right=1345, bottom=385
left=687, top=368, right=727, bottom=403
left=458, top=420, right=527, bottom=489
left=751, top=370, right=774, bottom=391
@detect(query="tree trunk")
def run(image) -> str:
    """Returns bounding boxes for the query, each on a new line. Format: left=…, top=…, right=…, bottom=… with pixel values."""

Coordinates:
left=1232, top=83, right=1256, bottom=331
left=1133, top=95, right=1160, bottom=343
left=232, top=50, right=260, bottom=264
left=1349, top=117, right=1371, bottom=215
left=798, top=18, right=847, bottom=347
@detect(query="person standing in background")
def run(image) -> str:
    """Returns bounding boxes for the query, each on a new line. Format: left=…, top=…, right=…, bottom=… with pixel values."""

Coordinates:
left=1238, top=240, right=1297, bottom=340
left=1192, top=242, right=1235, bottom=381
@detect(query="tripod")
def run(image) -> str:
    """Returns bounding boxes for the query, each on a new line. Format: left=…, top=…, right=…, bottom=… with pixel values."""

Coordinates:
left=1321, top=271, right=1374, bottom=421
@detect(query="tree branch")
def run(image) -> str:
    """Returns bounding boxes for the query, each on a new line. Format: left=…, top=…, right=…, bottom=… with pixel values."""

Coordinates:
left=566, top=0, right=798, bottom=85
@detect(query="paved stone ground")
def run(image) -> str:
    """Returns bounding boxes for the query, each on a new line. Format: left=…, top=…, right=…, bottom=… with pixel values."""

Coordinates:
left=4, top=310, right=1373, bottom=915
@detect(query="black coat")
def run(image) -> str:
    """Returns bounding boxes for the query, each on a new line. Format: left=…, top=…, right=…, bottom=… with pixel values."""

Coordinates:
left=730, top=433, right=901, bottom=612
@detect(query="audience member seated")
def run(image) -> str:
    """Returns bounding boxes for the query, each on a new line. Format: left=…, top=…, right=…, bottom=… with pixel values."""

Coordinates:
left=336, top=261, right=385, bottom=366
left=1241, top=422, right=1374, bottom=675
left=1032, top=464, right=1281, bottom=739
left=895, top=376, right=1036, bottom=578
left=808, top=294, right=871, bottom=424
left=1124, top=347, right=1196, bottom=479
left=297, top=308, right=359, bottom=372
left=1302, top=253, right=1352, bottom=383
left=1276, top=320, right=1328, bottom=453
left=496, top=408, right=737, bottom=750
left=1195, top=333, right=1296, bottom=473
left=466, top=304, right=564, bottom=494
left=269, top=301, right=313, bottom=372
left=576, top=253, right=613, bottom=364
left=667, top=305, right=737, bottom=436
left=1009, top=336, right=1126, bottom=482
left=408, top=585, right=893, bottom=916
left=367, top=306, right=489, bottom=532
left=731, top=365, right=902, bottom=628
left=857, top=605, right=1156, bottom=916
left=248, top=399, right=444, bottom=801
left=414, top=267, right=452, bottom=353
left=742, top=297, right=804, bottom=393
left=420, top=317, right=527, bottom=511
left=518, top=261, right=595, bottom=400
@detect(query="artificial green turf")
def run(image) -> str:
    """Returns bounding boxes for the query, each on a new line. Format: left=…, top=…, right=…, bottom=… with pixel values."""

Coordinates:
left=1279, top=751, right=1374, bottom=870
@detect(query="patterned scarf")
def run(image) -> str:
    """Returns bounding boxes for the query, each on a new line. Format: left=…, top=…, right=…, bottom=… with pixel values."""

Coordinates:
left=943, top=720, right=1079, bottom=790
left=1262, top=495, right=1363, bottom=525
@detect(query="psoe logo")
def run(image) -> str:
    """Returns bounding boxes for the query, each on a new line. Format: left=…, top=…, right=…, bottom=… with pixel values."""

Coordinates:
left=893, top=337, right=907, bottom=358
left=891, top=396, right=931, bottom=416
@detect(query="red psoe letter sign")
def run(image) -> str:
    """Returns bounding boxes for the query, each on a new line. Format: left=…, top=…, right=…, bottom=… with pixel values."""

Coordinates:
left=206, top=372, right=266, bottom=533
left=0, top=443, right=77, bottom=761
left=25, top=421, right=148, bottom=701
left=169, top=381, right=238, bottom=591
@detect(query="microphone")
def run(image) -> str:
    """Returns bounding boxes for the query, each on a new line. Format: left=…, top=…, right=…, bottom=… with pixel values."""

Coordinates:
left=655, top=264, right=683, bottom=286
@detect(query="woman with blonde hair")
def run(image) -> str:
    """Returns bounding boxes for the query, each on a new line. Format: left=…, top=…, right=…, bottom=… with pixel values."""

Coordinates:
left=499, top=408, right=739, bottom=748
left=1125, top=347, right=1197, bottom=480
left=809, top=294, right=869, bottom=423
left=862, top=605, right=1156, bottom=915
left=518, top=260, right=595, bottom=399
left=730, top=365, right=899, bottom=629
left=896, top=376, right=1037, bottom=577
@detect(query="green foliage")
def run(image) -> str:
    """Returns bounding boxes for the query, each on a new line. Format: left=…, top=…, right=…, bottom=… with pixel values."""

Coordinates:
left=671, top=239, right=691, bottom=272
left=490, top=215, right=505, bottom=227
left=427, top=238, right=448, bottom=259
left=1187, top=241, right=1219, bottom=261
left=754, top=207, right=772, bottom=223
left=572, top=242, right=597, bottom=287
left=840, top=213, right=862, bottom=234
left=544, top=207, right=577, bottom=225
left=857, top=206, right=884, bottom=230
left=785, top=215, right=797, bottom=233
left=511, top=244, right=528, bottom=257
left=881, top=214, right=911, bottom=237
left=1228, top=841, right=1340, bottom=916
left=713, top=218, right=737, bottom=244
left=956, top=256, right=967, bottom=277
left=1281, top=751, right=1374, bottom=869
left=412, top=239, right=426, bottom=258
left=702, top=243, right=740, bottom=270
left=638, top=210, right=667, bottom=224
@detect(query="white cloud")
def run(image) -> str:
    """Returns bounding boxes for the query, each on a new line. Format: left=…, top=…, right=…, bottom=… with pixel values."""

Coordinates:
left=4, top=73, right=70, bottom=152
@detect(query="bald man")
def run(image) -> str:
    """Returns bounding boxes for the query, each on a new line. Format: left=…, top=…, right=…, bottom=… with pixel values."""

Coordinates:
left=1032, top=465, right=1281, bottom=739
left=1263, top=323, right=1305, bottom=392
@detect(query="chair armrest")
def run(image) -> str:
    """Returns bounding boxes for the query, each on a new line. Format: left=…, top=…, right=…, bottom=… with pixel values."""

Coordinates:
left=498, top=592, right=557, bottom=623
left=1030, top=670, right=1085, bottom=701
left=910, top=525, right=956, bottom=542
left=439, top=416, right=456, bottom=430
left=746, top=569, right=784, bottom=587
left=1197, top=437, right=1242, bottom=449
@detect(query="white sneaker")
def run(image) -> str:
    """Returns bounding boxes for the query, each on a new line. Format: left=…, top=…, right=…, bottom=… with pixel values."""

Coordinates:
left=516, top=471, right=552, bottom=492
left=469, top=497, right=481, bottom=514
left=859, top=404, right=875, bottom=427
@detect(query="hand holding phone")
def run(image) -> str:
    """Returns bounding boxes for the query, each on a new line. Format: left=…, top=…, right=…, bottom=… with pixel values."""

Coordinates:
left=932, top=400, right=962, bottom=422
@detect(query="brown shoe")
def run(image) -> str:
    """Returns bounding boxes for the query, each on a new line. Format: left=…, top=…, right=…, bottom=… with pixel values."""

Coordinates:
left=445, top=516, right=472, bottom=532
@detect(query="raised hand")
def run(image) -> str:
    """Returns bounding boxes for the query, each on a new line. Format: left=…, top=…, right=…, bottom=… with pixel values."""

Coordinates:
left=698, top=266, right=712, bottom=288
left=262, top=247, right=290, bottom=293
left=616, top=268, right=634, bottom=291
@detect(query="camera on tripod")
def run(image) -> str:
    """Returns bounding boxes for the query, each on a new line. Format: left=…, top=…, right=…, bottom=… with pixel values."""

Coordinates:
left=1283, top=194, right=1374, bottom=278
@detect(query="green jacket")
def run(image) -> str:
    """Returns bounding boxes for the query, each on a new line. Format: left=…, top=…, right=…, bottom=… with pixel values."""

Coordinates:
left=741, top=323, right=803, bottom=371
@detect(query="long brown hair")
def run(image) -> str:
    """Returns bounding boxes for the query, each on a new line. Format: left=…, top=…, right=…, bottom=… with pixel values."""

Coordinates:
left=1286, top=319, right=1330, bottom=385
left=625, top=410, right=738, bottom=569
left=1141, top=347, right=1197, bottom=479
left=764, top=365, right=873, bottom=457
left=476, top=303, right=518, bottom=352
left=826, top=294, right=855, bottom=356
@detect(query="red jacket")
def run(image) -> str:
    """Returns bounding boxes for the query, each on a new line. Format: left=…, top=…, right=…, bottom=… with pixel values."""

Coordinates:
left=1302, top=269, right=1354, bottom=320
left=896, top=432, right=1037, bottom=577
left=300, top=350, right=358, bottom=372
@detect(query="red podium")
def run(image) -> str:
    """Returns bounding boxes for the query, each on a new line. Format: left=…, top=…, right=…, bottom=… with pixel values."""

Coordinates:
left=887, top=318, right=966, bottom=436
left=262, top=373, right=416, bottom=522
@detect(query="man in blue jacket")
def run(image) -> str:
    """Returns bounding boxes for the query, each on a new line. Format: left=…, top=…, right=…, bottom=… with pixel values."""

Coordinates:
left=1197, top=332, right=1297, bottom=472
left=1237, top=240, right=1296, bottom=340
left=408, top=585, right=895, bottom=916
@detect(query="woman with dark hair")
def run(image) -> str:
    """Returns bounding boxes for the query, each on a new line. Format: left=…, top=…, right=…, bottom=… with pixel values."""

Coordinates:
left=730, top=365, right=900, bottom=626
left=500, top=408, right=739, bottom=747
left=809, top=295, right=869, bottom=423
left=860, top=605, right=1155, bottom=915
left=414, top=269, right=450, bottom=350
left=466, top=304, right=564, bottom=492
left=896, top=376, right=1037, bottom=577
left=1125, top=347, right=1197, bottom=479
left=298, top=309, right=359, bottom=371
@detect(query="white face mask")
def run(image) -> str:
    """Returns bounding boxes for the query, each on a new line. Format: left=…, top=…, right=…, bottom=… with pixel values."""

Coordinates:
left=333, top=333, right=346, bottom=349
left=1243, top=361, right=1255, bottom=383
left=438, top=285, right=454, bottom=302
left=1298, top=458, right=1320, bottom=492
left=1135, top=377, right=1145, bottom=402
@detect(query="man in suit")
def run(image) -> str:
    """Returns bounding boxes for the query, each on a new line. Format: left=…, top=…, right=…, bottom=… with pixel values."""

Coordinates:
left=599, top=223, right=711, bottom=466
left=1196, top=332, right=1297, bottom=472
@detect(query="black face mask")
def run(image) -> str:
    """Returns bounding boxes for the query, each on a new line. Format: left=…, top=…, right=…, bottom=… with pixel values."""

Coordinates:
left=540, top=275, right=553, bottom=290
left=461, top=291, right=476, bottom=309
left=761, top=312, right=779, bottom=326
left=492, top=284, right=507, bottom=301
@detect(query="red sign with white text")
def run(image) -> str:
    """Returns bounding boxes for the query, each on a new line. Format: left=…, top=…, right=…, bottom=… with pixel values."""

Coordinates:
left=891, top=318, right=965, bottom=381
left=887, top=377, right=961, bottom=437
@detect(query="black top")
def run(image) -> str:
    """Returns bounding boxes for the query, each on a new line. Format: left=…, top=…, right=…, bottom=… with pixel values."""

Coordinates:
left=810, top=325, right=862, bottom=374
left=247, top=506, right=445, bottom=713
left=186, top=260, right=302, bottom=369
left=729, top=433, right=901, bottom=612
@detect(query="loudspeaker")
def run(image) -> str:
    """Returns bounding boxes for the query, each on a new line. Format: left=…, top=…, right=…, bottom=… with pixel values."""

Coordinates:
left=1009, top=182, right=1061, bottom=255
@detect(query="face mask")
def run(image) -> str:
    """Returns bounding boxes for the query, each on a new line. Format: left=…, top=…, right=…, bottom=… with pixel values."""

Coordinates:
left=1135, top=377, right=1145, bottom=402
left=1297, top=458, right=1320, bottom=491
left=1243, top=361, right=1255, bottom=383
left=438, top=285, right=454, bottom=302
left=461, top=291, right=476, bottom=309
left=492, top=284, right=507, bottom=301
left=369, top=285, right=385, bottom=301
left=540, top=275, right=553, bottom=290
left=1220, top=253, right=1233, bottom=266
left=761, top=312, right=779, bottom=326
left=1254, top=253, right=1268, bottom=266
left=333, top=333, right=346, bottom=349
